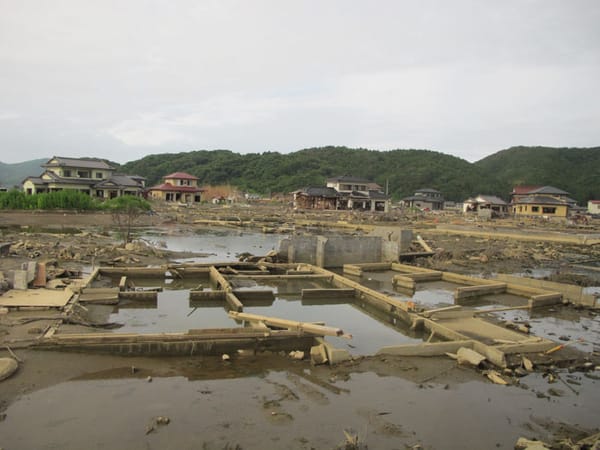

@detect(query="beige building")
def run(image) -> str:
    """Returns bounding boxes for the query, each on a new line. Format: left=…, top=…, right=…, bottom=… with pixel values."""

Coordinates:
left=147, top=172, right=203, bottom=203
left=22, top=156, right=144, bottom=198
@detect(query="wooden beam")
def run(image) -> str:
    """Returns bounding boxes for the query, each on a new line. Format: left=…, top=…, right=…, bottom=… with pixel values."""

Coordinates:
left=229, top=311, right=348, bottom=338
left=225, top=292, right=244, bottom=312
left=416, top=235, right=433, bottom=253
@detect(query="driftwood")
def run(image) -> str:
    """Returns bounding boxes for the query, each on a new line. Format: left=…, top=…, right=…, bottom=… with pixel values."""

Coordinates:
left=229, top=311, right=350, bottom=338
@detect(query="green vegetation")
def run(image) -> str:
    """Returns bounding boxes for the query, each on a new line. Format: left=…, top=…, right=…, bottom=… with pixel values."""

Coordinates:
left=121, top=146, right=599, bottom=202
left=101, top=196, right=151, bottom=244
left=0, top=189, right=98, bottom=210
left=5, top=146, right=599, bottom=205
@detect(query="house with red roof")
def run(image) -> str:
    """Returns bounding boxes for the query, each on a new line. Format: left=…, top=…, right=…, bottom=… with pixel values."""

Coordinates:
left=147, top=172, right=203, bottom=204
left=589, top=200, right=600, bottom=215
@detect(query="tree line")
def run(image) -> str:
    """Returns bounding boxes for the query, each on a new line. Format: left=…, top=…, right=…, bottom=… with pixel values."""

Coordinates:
left=120, top=146, right=600, bottom=203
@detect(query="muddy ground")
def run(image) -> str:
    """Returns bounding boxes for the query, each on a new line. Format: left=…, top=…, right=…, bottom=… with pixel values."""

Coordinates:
left=1, top=205, right=599, bottom=449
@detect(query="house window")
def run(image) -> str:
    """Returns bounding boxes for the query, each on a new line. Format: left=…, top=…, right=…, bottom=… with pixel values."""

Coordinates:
left=96, top=172, right=103, bottom=179
left=542, top=207, right=557, bottom=214
left=63, top=169, right=71, bottom=177
left=77, top=171, right=90, bottom=178
left=532, top=206, right=539, bottom=212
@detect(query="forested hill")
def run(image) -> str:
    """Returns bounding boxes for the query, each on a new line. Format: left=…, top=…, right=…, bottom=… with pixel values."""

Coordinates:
left=120, top=146, right=599, bottom=202
left=0, top=158, right=47, bottom=188
left=120, top=147, right=493, bottom=202
left=473, top=146, right=600, bottom=203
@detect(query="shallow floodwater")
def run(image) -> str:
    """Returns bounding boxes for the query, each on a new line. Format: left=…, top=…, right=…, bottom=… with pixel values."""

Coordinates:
left=105, top=276, right=422, bottom=355
left=140, top=227, right=283, bottom=262
left=2, top=362, right=599, bottom=450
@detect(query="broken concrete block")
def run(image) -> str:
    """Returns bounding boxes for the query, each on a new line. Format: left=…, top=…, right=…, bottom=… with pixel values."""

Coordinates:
left=289, top=350, right=304, bottom=360
left=310, top=344, right=328, bottom=365
left=514, top=437, right=550, bottom=450
left=12, top=270, right=28, bottom=290
left=23, top=261, right=37, bottom=283
left=326, top=346, right=351, bottom=365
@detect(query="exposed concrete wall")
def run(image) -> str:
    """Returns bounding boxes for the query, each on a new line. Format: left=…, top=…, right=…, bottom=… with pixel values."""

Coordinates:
left=279, top=235, right=384, bottom=267
left=496, top=273, right=598, bottom=308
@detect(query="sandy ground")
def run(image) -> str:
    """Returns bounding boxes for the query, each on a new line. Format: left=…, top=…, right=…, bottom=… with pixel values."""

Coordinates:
left=1, top=206, right=599, bottom=449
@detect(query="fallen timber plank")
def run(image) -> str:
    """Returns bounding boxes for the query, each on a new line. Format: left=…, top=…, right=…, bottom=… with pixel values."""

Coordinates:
left=225, top=292, right=244, bottom=312
left=118, top=276, right=127, bottom=292
left=422, top=305, right=463, bottom=318
left=455, top=283, right=507, bottom=300
left=416, top=235, right=433, bottom=253
left=377, top=340, right=475, bottom=356
left=210, top=266, right=233, bottom=291
left=301, top=289, right=356, bottom=299
left=229, top=311, right=349, bottom=338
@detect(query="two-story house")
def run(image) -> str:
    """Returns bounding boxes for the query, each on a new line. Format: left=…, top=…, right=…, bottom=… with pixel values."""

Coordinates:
left=401, top=188, right=444, bottom=211
left=510, top=185, right=577, bottom=219
left=292, top=176, right=390, bottom=212
left=22, top=156, right=145, bottom=198
left=147, top=172, right=203, bottom=203
left=325, top=176, right=390, bottom=212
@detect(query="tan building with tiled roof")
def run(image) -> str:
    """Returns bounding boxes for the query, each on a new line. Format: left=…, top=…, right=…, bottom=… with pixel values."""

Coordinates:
left=22, top=156, right=144, bottom=198
left=147, top=172, right=203, bottom=203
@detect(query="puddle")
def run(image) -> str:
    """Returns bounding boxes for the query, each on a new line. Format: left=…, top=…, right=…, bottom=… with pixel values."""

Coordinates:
left=139, top=227, right=283, bottom=262
left=489, top=308, right=600, bottom=353
left=1, top=366, right=598, bottom=450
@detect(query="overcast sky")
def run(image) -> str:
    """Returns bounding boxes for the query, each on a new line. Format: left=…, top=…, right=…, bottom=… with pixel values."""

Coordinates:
left=1, top=0, right=599, bottom=165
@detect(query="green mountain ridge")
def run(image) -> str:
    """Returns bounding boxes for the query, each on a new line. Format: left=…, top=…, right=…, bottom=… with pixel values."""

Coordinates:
left=121, top=146, right=599, bottom=203
left=3, top=146, right=598, bottom=203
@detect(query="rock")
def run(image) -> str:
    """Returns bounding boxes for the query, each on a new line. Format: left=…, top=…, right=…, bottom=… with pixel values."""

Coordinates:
left=515, top=437, right=551, bottom=449
left=0, top=358, right=18, bottom=381
left=222, top=354, right=230, bottom=361
left=289, top=350, right=304, bottom=360
left=147, top=376, right=152, bottom=382
left=310, top=344, right=328, bottom=365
